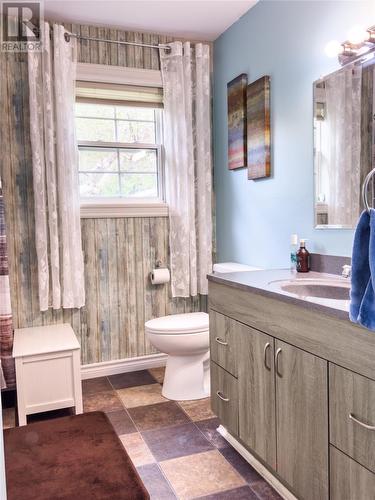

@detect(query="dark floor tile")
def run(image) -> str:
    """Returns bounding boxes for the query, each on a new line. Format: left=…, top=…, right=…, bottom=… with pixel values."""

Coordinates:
left=142, top=422, right=214, bottom=462
left=106, top=409, right=136, bottom=435
left=219, top=448, right=281, bottom=498
left=195, top=418, right=230, bottom=449
left=250, top=481, right=283, bottom=500
left=128, top=401, right=191, bottom=431
left=83, top=390, right=123, bottom=413
left=108, top=370, right=157, bottom=390
left=28, top=407, right=73, bottom=423
left=220, top=447, right=263, bottom=485
left=1, top=389, right=16, bottom=409
left=81, top=377, right=112, bottom=395
left=137, top=463, right=176, bottom=499
left=196, top=485, right=258, bottom=499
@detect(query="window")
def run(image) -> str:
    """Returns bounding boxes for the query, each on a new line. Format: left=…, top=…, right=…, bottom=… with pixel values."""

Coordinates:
left=75, top=101, right=163, bottom=202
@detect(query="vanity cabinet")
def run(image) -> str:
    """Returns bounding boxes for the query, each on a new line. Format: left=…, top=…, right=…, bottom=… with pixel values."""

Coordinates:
left=208, top=278, right=375, bottom=499
left=209, top=309, right=328, bottom=500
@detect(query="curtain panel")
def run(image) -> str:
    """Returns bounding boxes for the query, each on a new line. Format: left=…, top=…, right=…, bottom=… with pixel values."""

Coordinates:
left=160, top=41, right=213, bottom=298
left=28, top=23, right=85, bottom=311
left=0, top=189, right=15, bottom=389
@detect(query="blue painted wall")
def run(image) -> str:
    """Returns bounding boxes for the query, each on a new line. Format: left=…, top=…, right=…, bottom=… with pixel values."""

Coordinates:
left=213, top=0, right=375, bottom=268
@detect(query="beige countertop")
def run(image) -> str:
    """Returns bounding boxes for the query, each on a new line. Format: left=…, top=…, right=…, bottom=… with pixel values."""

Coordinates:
left=208, top=269, right=351, bottom=321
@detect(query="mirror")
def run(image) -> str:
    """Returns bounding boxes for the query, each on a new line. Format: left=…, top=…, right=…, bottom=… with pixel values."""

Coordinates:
left=313, top=57, right=375, bottom=228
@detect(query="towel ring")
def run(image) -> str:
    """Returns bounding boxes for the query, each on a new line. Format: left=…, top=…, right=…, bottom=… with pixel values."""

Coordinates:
left=362, top=168, right=375, bottom=213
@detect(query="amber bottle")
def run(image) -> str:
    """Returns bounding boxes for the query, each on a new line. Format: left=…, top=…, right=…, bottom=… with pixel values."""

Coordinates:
left=296, top=239, right=310, bottom=273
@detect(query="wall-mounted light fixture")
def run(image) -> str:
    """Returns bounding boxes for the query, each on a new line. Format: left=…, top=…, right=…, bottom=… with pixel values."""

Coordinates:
left=325, top=24, right=375, bottom=65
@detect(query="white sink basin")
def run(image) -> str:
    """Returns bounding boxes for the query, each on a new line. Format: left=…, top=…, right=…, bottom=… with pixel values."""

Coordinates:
left=268, top=278, right=350, bottom=301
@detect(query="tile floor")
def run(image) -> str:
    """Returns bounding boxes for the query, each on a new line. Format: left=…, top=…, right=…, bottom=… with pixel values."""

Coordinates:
left=2, top=367, right=282, bottom=500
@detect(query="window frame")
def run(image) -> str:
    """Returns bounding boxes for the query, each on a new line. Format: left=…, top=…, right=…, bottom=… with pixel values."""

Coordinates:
left=75, top=64, right=168, bottom=218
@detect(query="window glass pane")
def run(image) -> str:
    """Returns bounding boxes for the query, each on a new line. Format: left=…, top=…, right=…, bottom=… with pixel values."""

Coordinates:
left=75, top=98, right=162, bottom=200
left=119, top=149, right=157, bottom=172
left=79, top=173, right=120, bottom=197
left=79, top=149, right=118, bottom=172
left=76, top=117, right=116, bottom=142
left=115, top=107, right=155, bottom=121
left=120, top=173, right=158, bottom=198
left=76, top=102, right=115, bottom=118
left=116, top=120, right=155, bottom=143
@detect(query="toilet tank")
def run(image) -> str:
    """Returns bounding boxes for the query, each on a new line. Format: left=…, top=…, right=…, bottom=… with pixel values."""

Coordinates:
left=213, top=262, right=261, bottom=273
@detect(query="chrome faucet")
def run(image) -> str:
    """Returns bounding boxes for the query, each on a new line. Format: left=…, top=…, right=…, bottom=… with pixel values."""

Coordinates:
left=342, top=265, right=352, bottom=278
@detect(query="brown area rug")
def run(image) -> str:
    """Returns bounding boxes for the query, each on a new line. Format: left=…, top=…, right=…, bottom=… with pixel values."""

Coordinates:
left=4, top=411, right=149, bottom=499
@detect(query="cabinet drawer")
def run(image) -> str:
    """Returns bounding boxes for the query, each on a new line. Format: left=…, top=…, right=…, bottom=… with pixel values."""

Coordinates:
left=211, top=361, right=238, bottom=435
left=330, top=364, right=375, bottom=473
left=209, top=310, right=238, bottom=377
left=330, top=446, right=375, bottom=500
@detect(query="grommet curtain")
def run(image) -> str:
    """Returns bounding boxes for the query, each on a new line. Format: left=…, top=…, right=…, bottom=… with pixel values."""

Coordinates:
left=160, top=41, right=213, bottom=297
left=28, top=23, right=85, bottom=311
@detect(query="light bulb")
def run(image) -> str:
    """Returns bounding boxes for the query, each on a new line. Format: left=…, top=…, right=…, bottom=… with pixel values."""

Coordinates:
left=324, top=40, right=343, bottom=58
left=347, top=24, right=369, bottom=44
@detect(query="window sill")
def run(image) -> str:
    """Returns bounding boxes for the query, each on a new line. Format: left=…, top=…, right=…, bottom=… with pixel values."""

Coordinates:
left=80, top=201, right=169, bottom=218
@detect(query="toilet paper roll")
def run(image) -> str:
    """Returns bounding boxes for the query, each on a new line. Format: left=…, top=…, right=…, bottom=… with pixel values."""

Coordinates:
left=150, top=268, right=170, bottom=285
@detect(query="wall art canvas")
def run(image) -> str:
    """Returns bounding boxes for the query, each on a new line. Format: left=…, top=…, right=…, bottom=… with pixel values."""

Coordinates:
left=247, top=75, right=271, bottom=179
left=227, top=73, right=247, bottom=170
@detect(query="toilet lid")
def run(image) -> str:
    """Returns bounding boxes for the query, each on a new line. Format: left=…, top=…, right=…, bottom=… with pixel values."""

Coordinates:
left=145, top=312, right=209, bottom=335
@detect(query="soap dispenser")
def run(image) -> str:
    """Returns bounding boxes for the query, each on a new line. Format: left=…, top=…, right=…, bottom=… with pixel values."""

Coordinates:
left=296, top=239, right=310, bottom=273
left=290, top=234, right=298, bottom=272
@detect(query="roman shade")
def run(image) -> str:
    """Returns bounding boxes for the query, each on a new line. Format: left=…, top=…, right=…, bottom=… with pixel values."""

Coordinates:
left=76, top=81, right=163, bottom=107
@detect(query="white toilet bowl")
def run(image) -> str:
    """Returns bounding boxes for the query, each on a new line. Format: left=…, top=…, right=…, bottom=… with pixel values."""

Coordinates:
left=145, top=312, right=209, bottom=401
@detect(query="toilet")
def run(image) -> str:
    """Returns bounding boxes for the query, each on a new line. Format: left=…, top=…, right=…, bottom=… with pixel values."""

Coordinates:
left=146, top=262, right=260, bottom=401
left=146, top=312, right=210, bottom=400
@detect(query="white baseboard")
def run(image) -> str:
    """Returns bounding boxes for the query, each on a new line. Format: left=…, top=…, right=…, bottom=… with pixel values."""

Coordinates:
left=217, top=425, right=297, bottom=500
left=81, top=353, right=167, bottom=379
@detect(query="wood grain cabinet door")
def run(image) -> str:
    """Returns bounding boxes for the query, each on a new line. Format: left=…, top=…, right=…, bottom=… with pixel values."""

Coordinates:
left=211, top=361, right=238, bottom=435
left=275, top=340, right=329, bottom=500
left=237, top=324, right=276, bottom=469
left=209, top=310, right=238, bottom=377
left=330, top=363, right=375, bottom=474
left=330, top=446, right=375, bottom=500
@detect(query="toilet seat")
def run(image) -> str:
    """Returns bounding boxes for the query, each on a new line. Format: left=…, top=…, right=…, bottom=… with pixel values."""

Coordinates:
left=145, top=312, right=209, bottom=335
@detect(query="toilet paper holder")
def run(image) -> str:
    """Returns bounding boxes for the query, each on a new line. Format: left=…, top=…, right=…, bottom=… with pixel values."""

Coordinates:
left=150, top=262, right=170, bottom=285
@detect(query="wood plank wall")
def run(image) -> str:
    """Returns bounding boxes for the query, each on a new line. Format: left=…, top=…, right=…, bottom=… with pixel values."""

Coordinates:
left=0, top=23, right=209, bottom=365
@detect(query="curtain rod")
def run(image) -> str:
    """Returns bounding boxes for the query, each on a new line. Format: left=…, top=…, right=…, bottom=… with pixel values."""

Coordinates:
left=64, top=32, right=171, bottom=51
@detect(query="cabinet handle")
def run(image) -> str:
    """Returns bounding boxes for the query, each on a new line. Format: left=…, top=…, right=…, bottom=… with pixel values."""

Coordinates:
left=216, top=390, right=229, bottom=402
left=263, top=342, right=271, bottom=370
left=275, top=348, right=282, bottom=377
left=349, top=413, right=375, bottom=431
left=215, top=337, right=228, bottom=346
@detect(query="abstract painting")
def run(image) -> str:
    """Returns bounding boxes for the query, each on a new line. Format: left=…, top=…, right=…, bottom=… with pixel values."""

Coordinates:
left=247, top=76, right=271, bottom=180
left=227, top=73, right=247, bottom=170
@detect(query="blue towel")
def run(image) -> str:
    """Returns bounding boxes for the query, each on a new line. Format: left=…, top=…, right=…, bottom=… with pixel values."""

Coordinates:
left=350, top=209, right=375, bottom=330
